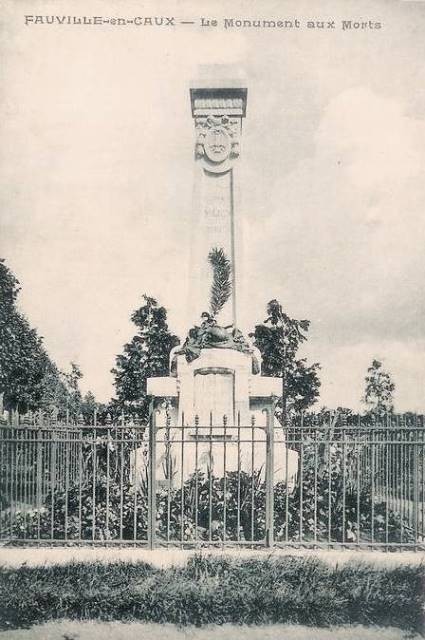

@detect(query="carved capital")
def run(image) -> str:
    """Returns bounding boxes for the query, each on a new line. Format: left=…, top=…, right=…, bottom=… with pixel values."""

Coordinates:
left=195, top=114, right=241, bottom=165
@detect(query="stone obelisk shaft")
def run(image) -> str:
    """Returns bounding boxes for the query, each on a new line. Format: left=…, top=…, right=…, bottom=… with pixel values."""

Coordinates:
left=188, top=79, right=247, bottom=328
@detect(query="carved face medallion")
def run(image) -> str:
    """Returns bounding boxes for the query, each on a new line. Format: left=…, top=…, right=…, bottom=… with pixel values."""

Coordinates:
left=204, top=126, right=231, bottom=163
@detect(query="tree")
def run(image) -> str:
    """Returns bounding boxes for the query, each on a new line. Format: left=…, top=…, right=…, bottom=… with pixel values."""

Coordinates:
left=111, top=295, right=180, bottom=422
left=80, top=391, right=98, bottom=425
left=252, top=299, right=321, bottom=423
left=362, top=359, right=395, bottom=418
left=0, top=259, right=23, bottom=410
left=1, top=259, right=49, bottom=413
left=0, top=259, right=83, bottom=419
left=62, top=362, right=83, bottom=418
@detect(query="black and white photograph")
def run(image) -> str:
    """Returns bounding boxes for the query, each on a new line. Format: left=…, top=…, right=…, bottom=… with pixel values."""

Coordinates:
left=0, top=1, right=424, bottom=638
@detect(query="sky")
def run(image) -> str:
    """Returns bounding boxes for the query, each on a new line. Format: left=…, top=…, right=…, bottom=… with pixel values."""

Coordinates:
left=1, top=0, right=424, bottom=411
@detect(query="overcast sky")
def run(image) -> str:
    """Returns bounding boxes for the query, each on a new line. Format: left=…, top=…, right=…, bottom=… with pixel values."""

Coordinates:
left=1, top=0, right=424, bottom=411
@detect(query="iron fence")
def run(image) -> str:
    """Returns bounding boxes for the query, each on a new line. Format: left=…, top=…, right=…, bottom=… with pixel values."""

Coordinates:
left=0, top=413, right=424, bottom=549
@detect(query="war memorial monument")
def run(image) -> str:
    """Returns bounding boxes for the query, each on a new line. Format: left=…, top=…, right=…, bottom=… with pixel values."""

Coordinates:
left=146, top=69, right=298, bottom=486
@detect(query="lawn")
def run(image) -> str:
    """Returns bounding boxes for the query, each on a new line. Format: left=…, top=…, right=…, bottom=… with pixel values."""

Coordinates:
left=0, top=555, right=423, bottom=634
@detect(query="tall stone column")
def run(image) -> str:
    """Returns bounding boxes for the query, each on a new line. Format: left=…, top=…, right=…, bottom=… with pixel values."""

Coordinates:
left=188, top=79, right=247, bottom=328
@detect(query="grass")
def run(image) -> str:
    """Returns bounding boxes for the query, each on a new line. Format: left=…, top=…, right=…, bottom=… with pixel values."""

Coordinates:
left=0, top=555, right=423, bottom=634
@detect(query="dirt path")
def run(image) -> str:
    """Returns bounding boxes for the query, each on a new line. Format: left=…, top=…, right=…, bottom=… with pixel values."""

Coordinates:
left=0, top=546, right=424, bottom=569
left=0, top=621, right=421, bottom=640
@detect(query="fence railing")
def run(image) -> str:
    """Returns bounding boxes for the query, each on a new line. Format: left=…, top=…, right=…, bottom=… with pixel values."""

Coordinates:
left=0, top=413, right=424, bottom=549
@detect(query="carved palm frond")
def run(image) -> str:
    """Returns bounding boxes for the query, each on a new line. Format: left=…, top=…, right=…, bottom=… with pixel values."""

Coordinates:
left=208, top=247, right=232, bottom=317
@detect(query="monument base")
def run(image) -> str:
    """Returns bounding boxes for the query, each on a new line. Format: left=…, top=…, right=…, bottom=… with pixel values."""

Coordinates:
left=143, top=346, right=299, bottom=489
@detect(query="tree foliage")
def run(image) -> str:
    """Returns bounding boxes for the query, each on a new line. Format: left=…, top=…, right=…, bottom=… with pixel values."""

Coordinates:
left=0, top=259, right=83, bottom=418
left=80, top=391, right=98, bottom=424
left=111, top=295, right=179, bottom=422
left=252, top=299, right=321, bottom=419
left=363, top=359, right=395, bottom=418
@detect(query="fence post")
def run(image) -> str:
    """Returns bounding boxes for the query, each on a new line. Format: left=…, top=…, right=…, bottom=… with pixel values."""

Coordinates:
left=265, top=403, right=275, bottom=547
left=148, top=407, right=157, bottom=550
left=36, top=424, right=43, bottom=541
left=413, top=428, right=419, bottom=545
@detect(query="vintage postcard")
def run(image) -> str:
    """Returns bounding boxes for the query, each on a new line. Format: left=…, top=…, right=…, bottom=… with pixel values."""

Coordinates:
left=0, top=0, right=424, bottom=638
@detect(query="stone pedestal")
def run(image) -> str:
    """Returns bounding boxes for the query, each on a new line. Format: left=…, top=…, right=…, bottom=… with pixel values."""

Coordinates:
left=146, top=347, right=298, bottom=488
left=149, top=347, right=280, bottom=425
